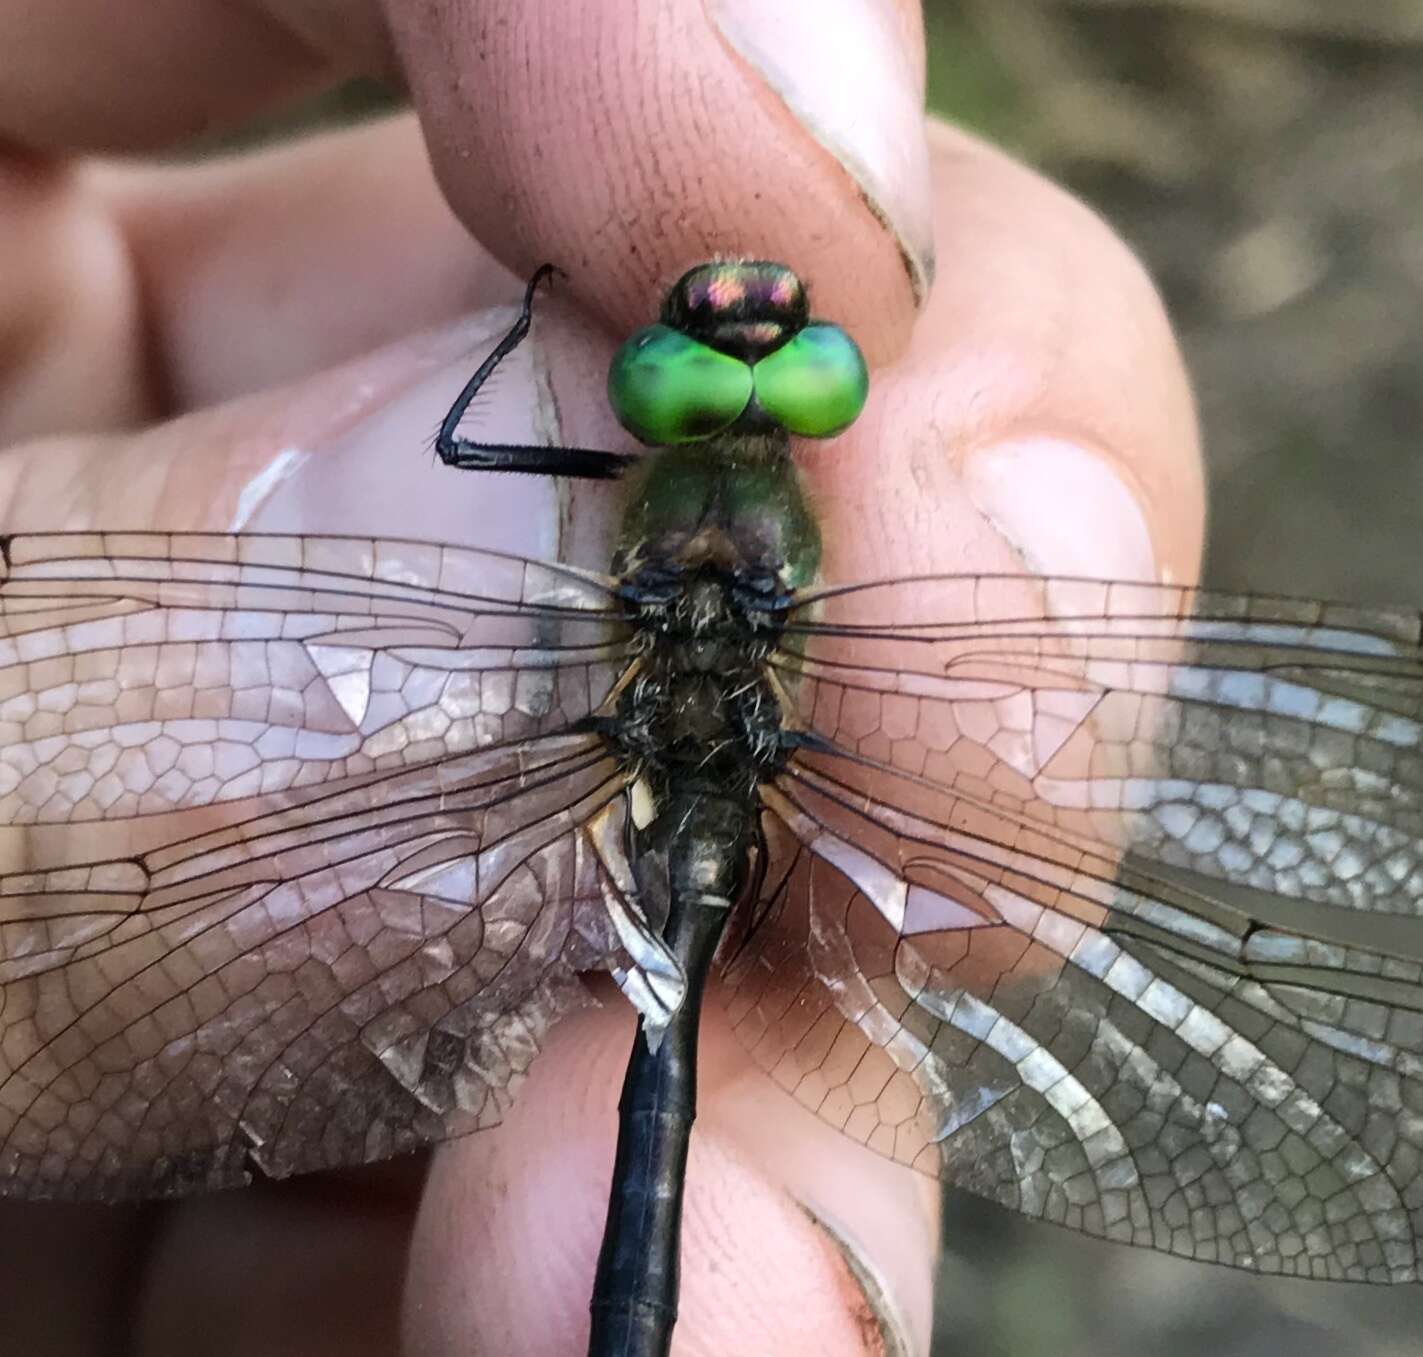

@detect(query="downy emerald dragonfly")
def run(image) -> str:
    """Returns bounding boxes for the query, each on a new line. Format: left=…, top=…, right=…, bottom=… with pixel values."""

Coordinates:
left=1, top=262, right=1420, bottom=1356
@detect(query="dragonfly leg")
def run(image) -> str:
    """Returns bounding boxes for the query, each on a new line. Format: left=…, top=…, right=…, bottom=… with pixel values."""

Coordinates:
left=435, top=264, right=636, bottom=479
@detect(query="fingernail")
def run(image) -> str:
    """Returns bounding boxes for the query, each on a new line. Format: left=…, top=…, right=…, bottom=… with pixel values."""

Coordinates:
left=229, top=447, right=310, bottom=532
left=711, top=0, right=935, bottom=302
left=963, top=438, right=1160, bottom=583
left=801, top=1206, right=915, bottom=1357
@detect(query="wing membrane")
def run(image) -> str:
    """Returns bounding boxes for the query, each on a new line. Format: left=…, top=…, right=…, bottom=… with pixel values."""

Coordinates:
left=724, top=573, right=1423, bottom=1281
left=780, top=574, right=1423, bottom=913
left=0, top=533, right=636, bottom=1199
left=0, top=531, right=630, bottom=822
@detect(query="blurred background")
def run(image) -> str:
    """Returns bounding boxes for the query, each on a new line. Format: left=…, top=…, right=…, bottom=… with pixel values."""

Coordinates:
left=920, top=3, right=1423, bottom=1355
left=925, top=0, right=1423, bottom=609
left=194, top=2, right=1423, bottom=1353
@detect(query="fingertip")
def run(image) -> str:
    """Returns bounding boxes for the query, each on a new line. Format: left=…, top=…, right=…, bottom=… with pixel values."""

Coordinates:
left=387, top=0, right=929, bottom=364
left=709, top=0, right=935, bottom=304
left=699, top=1004, right=939, bottom=1356
left=809, top=118, right=1203, bottom=591
left=676, top=1129, right=915, bottom=1357
left=403, top=998, right=936, bottom=1356
left=923, top=119, right=1203, bottom=583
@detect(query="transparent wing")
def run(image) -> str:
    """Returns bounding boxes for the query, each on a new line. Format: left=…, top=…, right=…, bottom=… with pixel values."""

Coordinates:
left=725, top=574, right=1423, bottom=1282
left=0, top=532, right=636, bottom=1199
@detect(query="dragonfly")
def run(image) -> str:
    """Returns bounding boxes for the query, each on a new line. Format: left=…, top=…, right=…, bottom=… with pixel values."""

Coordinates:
left=1, top=260, right=1421, bottom=1357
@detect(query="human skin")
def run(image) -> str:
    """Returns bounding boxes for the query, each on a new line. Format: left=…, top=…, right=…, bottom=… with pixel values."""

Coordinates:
left=0, top=2, right=1201, bottom=1354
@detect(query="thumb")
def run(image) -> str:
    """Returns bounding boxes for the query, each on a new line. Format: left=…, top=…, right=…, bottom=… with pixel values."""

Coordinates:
left=402, top=996, right=937, bottom=1357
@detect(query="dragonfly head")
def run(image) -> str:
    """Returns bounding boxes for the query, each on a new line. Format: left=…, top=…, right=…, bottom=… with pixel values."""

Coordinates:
left=607, top=260, right=868, bottom=447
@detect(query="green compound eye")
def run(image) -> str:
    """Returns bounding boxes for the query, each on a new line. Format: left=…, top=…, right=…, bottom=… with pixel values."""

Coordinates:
left=752, top=324, right=868, bottom=438
left=608, top=325, right=754, bottom=445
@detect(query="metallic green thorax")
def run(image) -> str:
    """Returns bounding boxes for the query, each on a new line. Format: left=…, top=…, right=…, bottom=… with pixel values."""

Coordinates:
left=614, top=435, right=821, bottom=593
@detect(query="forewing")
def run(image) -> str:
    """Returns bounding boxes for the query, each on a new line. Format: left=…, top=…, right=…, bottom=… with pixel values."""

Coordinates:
left=724, top=574, right=1423, bottom=1281
left=0, top=533, right=636, bottom=1199
left=0, top=531, right=628, bottom=823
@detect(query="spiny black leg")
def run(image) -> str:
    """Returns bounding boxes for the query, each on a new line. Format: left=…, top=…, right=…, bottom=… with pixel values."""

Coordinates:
left=436, top=264, right=636, bottom=480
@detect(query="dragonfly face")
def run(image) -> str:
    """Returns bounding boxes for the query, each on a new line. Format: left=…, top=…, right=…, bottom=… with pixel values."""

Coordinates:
left=1, top=262, right=1421, bottom=1355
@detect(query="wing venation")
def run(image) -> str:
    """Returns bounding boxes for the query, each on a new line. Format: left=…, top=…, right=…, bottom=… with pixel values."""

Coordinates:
left=723, top=573, right=1423, bottom=1281
left=0, top=533, right=639, bottom=1199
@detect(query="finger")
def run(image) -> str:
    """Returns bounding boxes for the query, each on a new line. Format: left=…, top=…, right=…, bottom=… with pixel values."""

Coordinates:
left=0, top=288, right=627, bottom=560
left=0, top=0, right=385, bottom=153
left=809, top=119, right=1203, bottom=588
left=402, top=999, right=935, bottom=1357
left=2, top=0, right=931, bottom=358
left=0, top=156, right=152, bottom=446
left=390, top=0, right=932, bottom=362
left=1, top=116, right=525, bottom=442
left=5, top=0, right=929, bottom=433
left=93, top=114, right=525, bottom=413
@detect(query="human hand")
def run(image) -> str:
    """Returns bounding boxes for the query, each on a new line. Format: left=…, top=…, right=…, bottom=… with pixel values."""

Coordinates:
left=0, top=2, right=1200, bottom=1354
